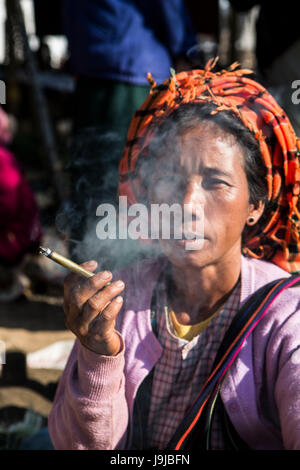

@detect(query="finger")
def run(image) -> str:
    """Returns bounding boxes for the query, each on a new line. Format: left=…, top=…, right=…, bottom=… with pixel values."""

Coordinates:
left=65, top=269, right=112, bottom=316
left=79, top=295, right=124, bottom=339
left=64, top=260, right=98, bottom=298
left=75, top=269, right=113, bottom=303
left=65, top=271, right=116, bottom=328
left=98, top=295, right=124, bottom=323
left=81, top=280, right=125, bottom=325
left=64, top=260, right=101, bottom=321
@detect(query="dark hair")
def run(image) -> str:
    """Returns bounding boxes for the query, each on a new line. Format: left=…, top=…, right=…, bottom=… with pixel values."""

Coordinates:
left=135, top=102, right=268, bottom=208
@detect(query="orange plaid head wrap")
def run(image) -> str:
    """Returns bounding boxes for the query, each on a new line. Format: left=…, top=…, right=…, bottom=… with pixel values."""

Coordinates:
left=118, top=58, right=300, bottom=274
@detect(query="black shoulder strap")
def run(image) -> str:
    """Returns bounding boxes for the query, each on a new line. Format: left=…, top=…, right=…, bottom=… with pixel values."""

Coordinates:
left=166, top=274, right=300, bottom=450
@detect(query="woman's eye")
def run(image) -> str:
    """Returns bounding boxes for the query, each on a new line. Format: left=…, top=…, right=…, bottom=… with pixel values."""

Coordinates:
left=203, top=178, right=230, bottom=188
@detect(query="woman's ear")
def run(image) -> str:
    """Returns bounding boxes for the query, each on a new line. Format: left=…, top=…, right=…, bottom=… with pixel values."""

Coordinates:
left=246, top=200, right=265, bottom=226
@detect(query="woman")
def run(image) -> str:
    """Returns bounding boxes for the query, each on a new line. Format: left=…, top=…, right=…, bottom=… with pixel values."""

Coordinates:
left=49, top=60, right=300, bottom=449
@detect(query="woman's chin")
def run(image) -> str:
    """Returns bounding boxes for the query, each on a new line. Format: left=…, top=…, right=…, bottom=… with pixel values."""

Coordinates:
left=160, top=238, right=211, bottom=267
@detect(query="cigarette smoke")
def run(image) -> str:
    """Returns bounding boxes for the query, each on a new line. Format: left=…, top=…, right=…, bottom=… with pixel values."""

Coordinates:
left=56, top=126, right=160, bottom=272
left=56, top=106, right=213, bottom=274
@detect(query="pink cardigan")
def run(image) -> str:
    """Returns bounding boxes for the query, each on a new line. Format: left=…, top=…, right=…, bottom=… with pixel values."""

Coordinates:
left=48, top=255, right=300, bottom=449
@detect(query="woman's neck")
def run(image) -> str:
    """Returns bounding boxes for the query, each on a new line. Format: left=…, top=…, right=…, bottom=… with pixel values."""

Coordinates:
left=167, top=253, right=242, bottom=325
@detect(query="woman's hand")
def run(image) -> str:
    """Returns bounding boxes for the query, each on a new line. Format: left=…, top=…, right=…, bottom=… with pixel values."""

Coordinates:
left=63, top=260, right=125, bottom=356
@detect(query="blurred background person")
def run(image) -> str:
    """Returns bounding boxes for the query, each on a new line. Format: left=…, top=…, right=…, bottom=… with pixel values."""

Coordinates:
left=229, top=0, right=300, bottom=136
left=0, top=106, right=42, bottom=301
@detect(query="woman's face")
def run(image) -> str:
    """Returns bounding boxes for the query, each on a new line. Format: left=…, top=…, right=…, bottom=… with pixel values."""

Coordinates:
left=148, top=121, right=259, bottom=269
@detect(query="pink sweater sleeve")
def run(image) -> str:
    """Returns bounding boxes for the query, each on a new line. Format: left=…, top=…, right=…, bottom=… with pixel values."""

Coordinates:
left=48, top=337, right=129, bottom=450
left=274, top=309, right=300, bottom=449
left=267, top=288, right=300, bottom=449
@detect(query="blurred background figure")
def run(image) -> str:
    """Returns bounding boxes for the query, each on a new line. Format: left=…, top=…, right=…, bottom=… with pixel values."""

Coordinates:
left=229, top=0, right=300, bottom=136
left=61, top=0, right=198, bottom=266
left=0, top=106, right=42, bottom=301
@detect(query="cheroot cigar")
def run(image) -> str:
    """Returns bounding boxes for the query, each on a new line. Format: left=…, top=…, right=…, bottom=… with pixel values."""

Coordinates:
left=38, top=246, right=111, bottom=285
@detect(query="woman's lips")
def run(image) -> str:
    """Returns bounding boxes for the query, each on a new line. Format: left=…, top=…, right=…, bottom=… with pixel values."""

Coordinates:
left=175, top=237, right=205, bottom=244
left=171, top=234, right=207, bottom=250
left=168, top=230, right=205, bottom=241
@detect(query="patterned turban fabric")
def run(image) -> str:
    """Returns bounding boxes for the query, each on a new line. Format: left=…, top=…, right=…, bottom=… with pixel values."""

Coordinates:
left=118, top=58, right=300, bottom=274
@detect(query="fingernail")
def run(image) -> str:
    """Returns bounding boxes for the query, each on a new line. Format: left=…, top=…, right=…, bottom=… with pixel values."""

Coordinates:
left=116, top=280, right=124, bottom=287
left=86, top=260, right=97, bottom=266
left=116, top=296, right=123, bottom=303
left=102, top=271, right=111, bottom=279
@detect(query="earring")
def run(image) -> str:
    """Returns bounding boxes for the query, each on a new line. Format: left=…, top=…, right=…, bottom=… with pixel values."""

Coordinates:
left=247, top=216, right=255, bottom=225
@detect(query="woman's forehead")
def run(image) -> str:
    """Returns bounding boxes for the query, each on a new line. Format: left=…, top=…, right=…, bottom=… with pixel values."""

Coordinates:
left=153, top=121, right=245, bottom=174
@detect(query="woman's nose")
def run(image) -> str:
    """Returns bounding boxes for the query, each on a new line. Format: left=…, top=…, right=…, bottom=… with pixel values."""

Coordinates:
left=182, top=179, right=205, bottom=207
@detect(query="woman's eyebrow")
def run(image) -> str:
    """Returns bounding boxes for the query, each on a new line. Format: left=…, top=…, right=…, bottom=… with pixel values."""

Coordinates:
left=201, top=167, right=232, bottom=178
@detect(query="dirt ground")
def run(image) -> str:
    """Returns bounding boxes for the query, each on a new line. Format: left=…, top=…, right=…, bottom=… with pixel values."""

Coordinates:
left=0, top=294, right=74, bottom=408
left=0, top=251, right=75, bottom=448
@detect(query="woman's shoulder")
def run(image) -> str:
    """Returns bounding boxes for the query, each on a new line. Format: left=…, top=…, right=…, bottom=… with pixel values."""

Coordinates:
left=241, top=255, right=300, bottom=316
left=242, top=255, right=291, bottom=285
left=241, top=255, right=300, bottom=337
